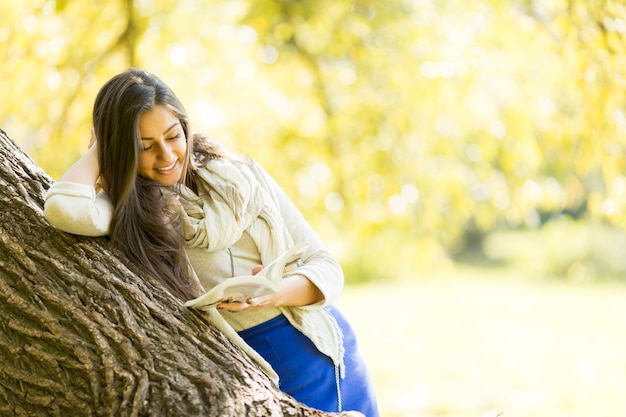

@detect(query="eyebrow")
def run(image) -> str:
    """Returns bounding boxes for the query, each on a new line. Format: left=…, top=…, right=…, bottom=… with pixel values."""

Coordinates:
left=141, top=122, right=180, bottom=140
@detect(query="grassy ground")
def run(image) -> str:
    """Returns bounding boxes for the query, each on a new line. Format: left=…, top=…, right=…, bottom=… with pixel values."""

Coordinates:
left=337, top=268, right=626, bottom=417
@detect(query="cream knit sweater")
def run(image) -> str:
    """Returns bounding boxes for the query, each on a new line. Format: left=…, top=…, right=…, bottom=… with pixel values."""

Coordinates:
left=44, top=161, right=345, bottom=383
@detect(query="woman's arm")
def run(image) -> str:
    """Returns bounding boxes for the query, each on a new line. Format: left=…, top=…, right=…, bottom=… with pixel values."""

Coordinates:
left=59, top=140, right=100, bottom=185
left=218, top=160, right=343, bottom=311
left=218, top=268, right=325, bottom=312
left=44, top=135, right=113, bottom=237
left=60, top=130, right=100, bottom=185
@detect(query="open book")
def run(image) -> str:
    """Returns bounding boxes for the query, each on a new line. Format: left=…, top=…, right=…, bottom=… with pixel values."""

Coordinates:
left=184, top=242, right=310, bottom=310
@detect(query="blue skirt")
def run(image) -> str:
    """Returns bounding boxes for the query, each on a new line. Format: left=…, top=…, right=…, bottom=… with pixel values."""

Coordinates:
left=238, top=305, right=379, bottom=416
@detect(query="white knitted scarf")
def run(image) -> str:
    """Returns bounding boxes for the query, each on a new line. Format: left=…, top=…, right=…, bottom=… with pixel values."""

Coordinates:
left=166, top=157, right=345, bottom=381
left=171, top=157, right=292, bottom=265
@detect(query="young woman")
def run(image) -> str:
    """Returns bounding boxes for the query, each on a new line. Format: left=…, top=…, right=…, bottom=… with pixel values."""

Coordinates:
left=44, top=68, right=379, bottom=416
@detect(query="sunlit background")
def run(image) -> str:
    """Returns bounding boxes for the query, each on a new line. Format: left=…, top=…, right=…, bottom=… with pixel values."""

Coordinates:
left=3, top=0, right=626, bottom=416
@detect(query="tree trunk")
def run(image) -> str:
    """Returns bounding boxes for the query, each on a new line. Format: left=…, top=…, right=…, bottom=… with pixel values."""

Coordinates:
left=0, top=129, right=358, bottom=417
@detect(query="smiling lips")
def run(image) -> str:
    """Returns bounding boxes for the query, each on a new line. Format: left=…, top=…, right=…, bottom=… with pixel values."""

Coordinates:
left=156, top=160, right=177, bottom=173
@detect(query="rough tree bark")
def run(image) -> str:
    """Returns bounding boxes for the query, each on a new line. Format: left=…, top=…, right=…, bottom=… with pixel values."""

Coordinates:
left=0, top=129, right=360, bottom=417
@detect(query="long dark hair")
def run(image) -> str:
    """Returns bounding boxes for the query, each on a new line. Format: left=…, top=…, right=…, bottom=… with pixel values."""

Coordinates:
left=92, top=68, right=222, bottom=300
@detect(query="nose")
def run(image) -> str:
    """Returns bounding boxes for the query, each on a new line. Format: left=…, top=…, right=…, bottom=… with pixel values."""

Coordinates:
left=157, top=141, right=174, bottom=160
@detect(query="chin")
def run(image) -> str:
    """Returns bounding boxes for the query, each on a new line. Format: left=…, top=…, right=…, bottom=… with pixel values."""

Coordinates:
left=161, top=175, right=183, bottom=186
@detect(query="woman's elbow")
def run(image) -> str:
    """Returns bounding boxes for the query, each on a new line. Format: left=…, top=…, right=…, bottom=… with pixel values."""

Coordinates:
left=43, top=196, right=109, bottom=237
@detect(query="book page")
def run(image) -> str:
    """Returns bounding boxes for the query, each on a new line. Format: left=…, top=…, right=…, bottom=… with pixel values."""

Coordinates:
left=254, top=241, right=310, bottom=284
left=184, top=242, right=310, bottom=309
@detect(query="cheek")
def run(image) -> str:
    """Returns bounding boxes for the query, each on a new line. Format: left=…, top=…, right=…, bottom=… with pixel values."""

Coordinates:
left=175, top=140, right=188, bottom=159
left=137, top=154, right=154, bottom=175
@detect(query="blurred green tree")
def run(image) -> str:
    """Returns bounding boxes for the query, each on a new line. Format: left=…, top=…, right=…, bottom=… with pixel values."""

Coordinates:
left=1, top=0, right=625, bottom=282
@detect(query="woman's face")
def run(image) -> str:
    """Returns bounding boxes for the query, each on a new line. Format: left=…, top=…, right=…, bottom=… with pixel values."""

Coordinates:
left=138, top=105, right=187, bottom=186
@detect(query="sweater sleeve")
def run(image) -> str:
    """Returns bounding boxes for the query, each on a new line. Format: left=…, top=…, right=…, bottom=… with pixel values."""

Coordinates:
left=44, top=181, right=113, bottom=237
left=248, top=161, right=344, bottom=308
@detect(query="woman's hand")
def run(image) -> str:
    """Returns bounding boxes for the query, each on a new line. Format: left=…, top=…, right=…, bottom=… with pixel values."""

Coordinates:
left=88, top=128, right=97, bottom=150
